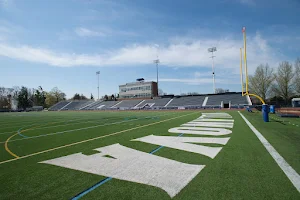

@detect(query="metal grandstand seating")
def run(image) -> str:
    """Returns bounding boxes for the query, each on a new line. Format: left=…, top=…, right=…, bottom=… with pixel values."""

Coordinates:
left=229, top=94, right=248, bottom=105
left=113, top=100, right=142, bottom=109
left=49, top=101, right=70, bottom=111
left=62, top=100, right=93, bottom=110
left=77, top=100, right=95, bottom=110
left=205, top=95, right=222, bottom=106
left=167, top=96, right=206, bottom=107
left=137, top=98, right=171, bottom=108
left=206, top=93, right=248, bottom=106
left=49, top=93, right=250, bottom=111
left=82, top=101, right=103, bottom=110
left=95, top=101, right=119, bottom=109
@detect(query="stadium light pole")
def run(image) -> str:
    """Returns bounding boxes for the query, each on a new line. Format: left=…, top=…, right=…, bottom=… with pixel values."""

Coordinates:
left=153, top=44, right=160, bottom=96
left=208, top=47, right=217, bottom=94
left=153, top=59, right=160, bottom=95
left=96, top=71, right=100, bottom=100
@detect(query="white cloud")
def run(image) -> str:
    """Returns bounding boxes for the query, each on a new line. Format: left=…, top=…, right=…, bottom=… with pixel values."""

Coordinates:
left=158, top=78, right=236, bottom=85
left=0, top=0, right=11, bottom=9
left=74, top=27, right=137, bottom=38
left=0, top=20, right=25, bottom=40
left=0, top=0, right=17, bottom=11
left=0, top=32, right=283, bottom=74
left=194, top=71, right=213, bottom=78
left=75, top=27, right=106, bottom=37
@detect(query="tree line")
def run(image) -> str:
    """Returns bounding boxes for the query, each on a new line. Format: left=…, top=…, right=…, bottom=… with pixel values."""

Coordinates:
left=0, top=86, right=67, bottom=110
left=0, top=85, right=98, bottom=110
left=249, top=58, right=300, bottom=105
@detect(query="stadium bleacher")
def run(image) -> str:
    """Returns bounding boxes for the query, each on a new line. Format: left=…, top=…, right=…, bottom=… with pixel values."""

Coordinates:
left=113, top=100, right=142, bottom=109
left=230, top=94, right=248, bottom=105
left=95, top=101, right=119, bottom=109
left=167, top=96, right=206, bottom=107
left=205, top=95, right=222, bottom=106
left=62, top=100, right=93, bottom=110
left=49, top=101, right=70, bottom=111
left=82, top=101, right=103, bottom=110
left=206, top=93, right=248, bottom=106
left=49, top=93, right=251, bottom=111
left=137, top=98, right=171, bottom=108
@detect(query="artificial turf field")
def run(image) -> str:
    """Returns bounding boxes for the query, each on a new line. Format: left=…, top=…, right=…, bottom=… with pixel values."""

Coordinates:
left=0, top=110, right=299, bottom=200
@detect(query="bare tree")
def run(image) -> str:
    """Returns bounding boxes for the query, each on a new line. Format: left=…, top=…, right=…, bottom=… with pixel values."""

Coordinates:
left=158, top=89, right=164, bottom=96
left=215, top=88, right=225, bottom=93
left=248, top=64, right=275, bottom=101
left=45, top=92, right=57, bottom=108
left=51, top=87, right=66, bottom=103
left=294, top=58, right=300, bottom=94
left=272, top=61, right=294, bottom=104
left=215, top=88, right=229, bottom=94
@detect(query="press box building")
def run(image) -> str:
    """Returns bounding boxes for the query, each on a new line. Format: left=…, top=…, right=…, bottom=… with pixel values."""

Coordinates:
left=119, top=79, right=158, bottom=99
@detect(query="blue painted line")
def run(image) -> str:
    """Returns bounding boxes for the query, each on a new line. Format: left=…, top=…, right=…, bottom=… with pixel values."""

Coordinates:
left=70, top=123, right=184, bottom=199
left=71, top=177, right=113, bottom=200
left=17, top=128, right=29, bottom=138
left=149, top=145, right=164, bottom=154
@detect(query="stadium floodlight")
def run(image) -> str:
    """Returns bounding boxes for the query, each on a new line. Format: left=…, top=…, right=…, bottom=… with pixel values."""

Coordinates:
left=208, top=47, right=217, bottom=93
left=153, top=44, right=160, bottom=96
left=96, top=71, right=100, bottom=100
left=153, top=59, right=160, bottom=96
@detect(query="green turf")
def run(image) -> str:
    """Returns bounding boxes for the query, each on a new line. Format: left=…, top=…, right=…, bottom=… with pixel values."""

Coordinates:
left=242, top=111, right=300, bottom=174
left=0, top=110, right=299, bottom=200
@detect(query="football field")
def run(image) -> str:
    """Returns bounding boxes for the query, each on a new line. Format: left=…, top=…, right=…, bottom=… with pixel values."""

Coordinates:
left=0, top=110, right=299, bottom=200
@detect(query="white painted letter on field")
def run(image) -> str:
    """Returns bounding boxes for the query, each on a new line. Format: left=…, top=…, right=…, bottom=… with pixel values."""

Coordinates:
left=40, top=144, right=204, bottom=198
left=133, top=135, right=230, bottom=158
left=168, top=127, right=232, bottom=136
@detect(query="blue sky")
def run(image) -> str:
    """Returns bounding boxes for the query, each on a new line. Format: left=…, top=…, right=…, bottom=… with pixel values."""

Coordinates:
left=0, top=0, right=300, bottom=98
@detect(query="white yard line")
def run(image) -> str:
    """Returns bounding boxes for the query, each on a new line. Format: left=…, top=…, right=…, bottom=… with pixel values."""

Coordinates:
left=0, top=111, right=198, bottom=165
left=239, top=111, right=300, bottom=193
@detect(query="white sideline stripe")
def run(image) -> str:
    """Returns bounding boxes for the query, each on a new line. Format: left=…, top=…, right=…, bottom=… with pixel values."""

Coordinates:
left=59, top=101, right=72, bottom=111
left=239, top=111, right=300, bottom=193
left=202, top=97, right=208, bottom=107
left=164, top=99, right=173, bottom=107
left=0, top=112, right=198, bottom=165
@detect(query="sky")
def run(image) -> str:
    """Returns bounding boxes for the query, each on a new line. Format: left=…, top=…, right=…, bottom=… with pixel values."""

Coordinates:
left=0, top=0, right=300, bottom=99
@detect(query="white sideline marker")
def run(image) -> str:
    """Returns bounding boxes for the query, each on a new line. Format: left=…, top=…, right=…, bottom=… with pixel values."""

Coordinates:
left=239, top=111, right=300, bottom=193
